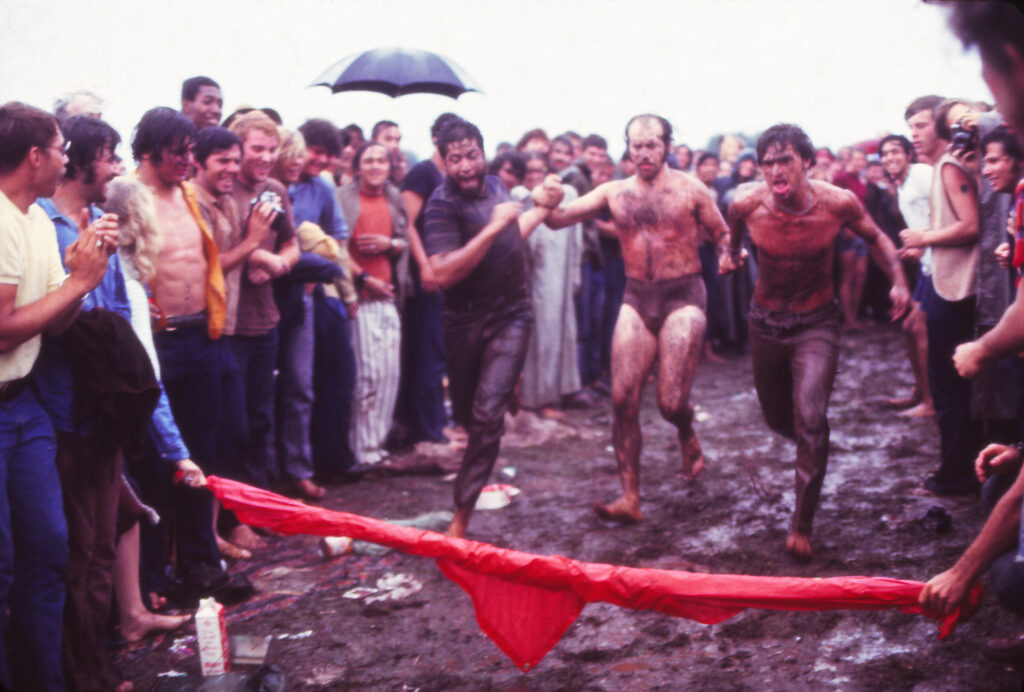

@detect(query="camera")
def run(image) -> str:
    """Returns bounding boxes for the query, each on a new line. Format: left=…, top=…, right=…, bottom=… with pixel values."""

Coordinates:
left=252, top=189, right=285, bottom=216
left=950, top=121, right=976, bottom=153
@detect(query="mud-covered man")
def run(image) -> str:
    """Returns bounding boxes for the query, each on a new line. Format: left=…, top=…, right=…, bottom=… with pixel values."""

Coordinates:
left=545, top=114, right=733, bottom=523
left=727, top=124, right=909, bottom=558
left=422, top=120, right=563, bottom=538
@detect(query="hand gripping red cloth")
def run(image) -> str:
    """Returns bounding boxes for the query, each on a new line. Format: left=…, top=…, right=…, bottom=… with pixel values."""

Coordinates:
left=207, top=476, right=981, bottom=671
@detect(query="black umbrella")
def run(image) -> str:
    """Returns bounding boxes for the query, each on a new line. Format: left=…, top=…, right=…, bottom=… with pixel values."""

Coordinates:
left=311, top=47, right=481, bottom=99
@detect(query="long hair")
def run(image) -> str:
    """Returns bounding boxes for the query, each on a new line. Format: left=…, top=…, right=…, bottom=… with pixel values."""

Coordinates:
left=105, top=177, right=163, bottom=284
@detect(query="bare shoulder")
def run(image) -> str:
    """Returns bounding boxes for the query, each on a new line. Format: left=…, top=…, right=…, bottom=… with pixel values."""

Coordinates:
left=729, top=181, right=766, bottom=216
left=813, top=180, right=861, bottom=219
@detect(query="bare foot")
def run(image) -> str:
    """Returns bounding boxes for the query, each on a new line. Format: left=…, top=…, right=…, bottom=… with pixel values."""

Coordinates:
left=216, top=536, right=251, bottom=561
left=785, top=532, right=813, bottom=560
left=593, top=497, right=643, bottom=523
left=444, top=510, right=469, bottom=538
left=702, top=342, right=725, bottom=364
left=682, top=432, right=705, bottom=480
left=121, top=611, right=192, bottom=643
left=899, top=401, right=935, bottom=418
left=886, top=389, right=921, bottom=409
left=115, top=682, right=134, bottom=692
left=228, top=524, right=266, bottom=551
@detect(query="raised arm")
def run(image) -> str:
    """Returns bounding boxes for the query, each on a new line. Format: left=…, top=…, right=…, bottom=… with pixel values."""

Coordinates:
left=545, top=180, right=612, bottom=230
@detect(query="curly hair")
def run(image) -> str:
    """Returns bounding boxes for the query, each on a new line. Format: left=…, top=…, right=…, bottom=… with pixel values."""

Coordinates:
left=105, top=177, right=163, bottom=284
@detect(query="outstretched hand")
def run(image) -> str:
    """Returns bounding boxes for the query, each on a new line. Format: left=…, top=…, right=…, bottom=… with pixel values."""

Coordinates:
left=531, top=174, right=564, bottom=209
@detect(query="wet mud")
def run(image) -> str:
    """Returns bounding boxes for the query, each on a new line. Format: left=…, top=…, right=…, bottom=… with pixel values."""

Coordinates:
left=121, top=325, right=1022, bottom=690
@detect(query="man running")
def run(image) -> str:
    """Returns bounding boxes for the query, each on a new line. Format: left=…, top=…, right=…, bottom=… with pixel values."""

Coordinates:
left=545, top=114, right=733, bottom=523
left=727, top=124, right=910, bottom=558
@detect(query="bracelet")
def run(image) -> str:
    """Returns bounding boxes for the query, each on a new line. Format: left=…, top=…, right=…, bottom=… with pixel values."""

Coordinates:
left=1012, top=442, right=1024, bottom=458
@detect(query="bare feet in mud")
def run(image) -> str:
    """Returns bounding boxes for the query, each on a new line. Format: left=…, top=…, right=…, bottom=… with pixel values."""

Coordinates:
left=786, top=532, right=813, bottom=560
left=593, top=497, right=643, bottom=523
left=899, top=401, right=935, bottom=418
left=682, top=434, right=705, bottom=480
left=228, top=524, right=266, bottom=551
left=121, top=610, right=192, bottom=643
left=703, top=341, right=725, bottom=364
left=216, top=536, right=251, bottom=561
left=887, top=388, right=921, bottom=409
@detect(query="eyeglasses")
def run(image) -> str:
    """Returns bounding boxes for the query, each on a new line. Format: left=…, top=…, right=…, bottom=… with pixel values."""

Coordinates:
left=44, top=140, right=71, bottom=157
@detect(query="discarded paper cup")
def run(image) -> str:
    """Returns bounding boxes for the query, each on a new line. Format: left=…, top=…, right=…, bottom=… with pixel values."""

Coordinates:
left=319, top=536, right=353, bottom=558
left=475, top=484, right=520, bottom=510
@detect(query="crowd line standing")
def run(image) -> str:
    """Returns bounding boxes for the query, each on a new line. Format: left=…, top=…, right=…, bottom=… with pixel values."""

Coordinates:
left=3, top=5, right=1024, bottom=682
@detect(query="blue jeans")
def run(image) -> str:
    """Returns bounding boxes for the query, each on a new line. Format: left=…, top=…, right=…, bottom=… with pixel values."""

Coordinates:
left=276, top=294, right=315, bottom=482
left=920, top=277, right=982, bottom=494
left=0, top=387, right=68, bottom=692
left=576, top=259, right=606, bottom=386
left=230, top=331, right=279, bottom=488
left=312, top=291, right=356, bottom=477
left=396, top=286, right=448, bottom=444
left=153, top=326, right=225, bottom=577
left=981, top=473, right=1024, bottom=616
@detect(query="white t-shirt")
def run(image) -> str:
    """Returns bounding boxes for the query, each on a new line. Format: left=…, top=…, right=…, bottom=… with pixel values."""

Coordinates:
left=0, top=191, right=67, bottom=383
left=897, top=163, right=934, bottom=276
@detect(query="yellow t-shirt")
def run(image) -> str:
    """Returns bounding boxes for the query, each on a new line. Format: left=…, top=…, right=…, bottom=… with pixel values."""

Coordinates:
left=0, top=191, right=67, bottom=383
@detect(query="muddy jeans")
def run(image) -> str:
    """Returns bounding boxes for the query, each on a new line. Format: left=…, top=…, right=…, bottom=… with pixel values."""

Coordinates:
left=749, top=300, right=841, bottom=535
left=444, top=294, right=532, bottom=510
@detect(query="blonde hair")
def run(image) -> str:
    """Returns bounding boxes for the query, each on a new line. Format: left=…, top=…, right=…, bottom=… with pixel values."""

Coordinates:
left=277, top=128, right=306, bottom=163
left=228, top=110, right=280, bottom=145
left=106, top=177, right=163, bottom=284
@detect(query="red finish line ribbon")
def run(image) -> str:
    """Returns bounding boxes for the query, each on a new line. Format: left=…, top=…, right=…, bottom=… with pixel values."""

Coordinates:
left=207, top=476, right=981, bottom=671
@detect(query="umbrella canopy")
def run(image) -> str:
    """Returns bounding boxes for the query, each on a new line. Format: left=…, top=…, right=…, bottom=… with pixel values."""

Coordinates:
left=311, top=47, right=481, bottom=99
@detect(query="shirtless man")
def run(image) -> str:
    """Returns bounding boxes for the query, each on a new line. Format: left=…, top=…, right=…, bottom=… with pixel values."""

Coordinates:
left=545, top=114, right=733, bottom=523
left=727, top=124, right=910, bottom=558
left=133, top=107, right=246, bottom=597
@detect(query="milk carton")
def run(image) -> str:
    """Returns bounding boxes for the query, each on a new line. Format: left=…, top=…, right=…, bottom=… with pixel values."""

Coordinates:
left=196, top=597, right=230, bottom=675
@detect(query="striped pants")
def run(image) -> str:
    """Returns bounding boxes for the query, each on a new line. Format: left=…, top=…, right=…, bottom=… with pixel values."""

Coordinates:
left=350, top=300, right=401, bottom=464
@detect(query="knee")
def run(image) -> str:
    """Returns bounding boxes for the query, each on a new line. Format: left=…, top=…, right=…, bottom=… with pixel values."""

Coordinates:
left=612, top=391, right=640, bottom=421
left=987, top=552, right=1024, bottom=617
left=656, top=398, right=692, bottom=428
left=795, top=405, right=829, bottom=439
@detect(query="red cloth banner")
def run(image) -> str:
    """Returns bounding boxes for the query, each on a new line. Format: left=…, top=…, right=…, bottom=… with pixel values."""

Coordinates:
left=208, top=476, right=981, bottom=671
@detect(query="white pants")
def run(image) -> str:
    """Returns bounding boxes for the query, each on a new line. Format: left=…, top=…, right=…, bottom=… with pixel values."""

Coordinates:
left=349, top=300, right=401, bottom=464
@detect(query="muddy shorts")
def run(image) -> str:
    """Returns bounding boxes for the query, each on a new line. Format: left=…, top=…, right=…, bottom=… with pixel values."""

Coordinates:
left=622, top=273, right=706, bottom=335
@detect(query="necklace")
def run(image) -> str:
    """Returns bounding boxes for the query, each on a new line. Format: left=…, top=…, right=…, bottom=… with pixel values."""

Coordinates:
left=772, top=189, right=816, bottom=217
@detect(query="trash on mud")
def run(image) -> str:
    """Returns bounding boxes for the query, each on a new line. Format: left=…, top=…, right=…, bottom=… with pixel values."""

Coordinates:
left=695, top=411, right=710, bottom=422
left=343, top=586, right=380, bottom=599
left=389, top=510, right=454, bottom=530
left=168, top=635, right=195, bottom=658
left=441, top=472, right=457, bottom=482
left=275, top=629, right=313, bottom=640
left=343, top=573, right=424, bottom=603
left=924, top=506, right=953, bottom=534
left=157, top=670, right=188, bottom=678
left=319, top=535, right=353, bottom=558
left=230, top=634, right=272, bottom=666
left=475, top=484, right=520, bottom=509
left=500, top=466, right=517, bottom=480
left=196, top=597, right=230, bottom=676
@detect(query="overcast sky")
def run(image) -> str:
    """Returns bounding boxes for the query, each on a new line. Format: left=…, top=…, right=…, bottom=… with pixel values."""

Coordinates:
left=0, top=0, right=992, bottom=161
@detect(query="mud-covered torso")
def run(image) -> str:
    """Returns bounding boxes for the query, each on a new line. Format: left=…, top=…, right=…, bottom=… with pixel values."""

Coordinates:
left=606, top=173, right=710, bottom=280
left=744, top=182, right=853, bottom=313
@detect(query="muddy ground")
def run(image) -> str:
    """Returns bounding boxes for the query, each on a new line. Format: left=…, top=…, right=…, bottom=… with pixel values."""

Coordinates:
left=120, top=325, right=1023, bottom=690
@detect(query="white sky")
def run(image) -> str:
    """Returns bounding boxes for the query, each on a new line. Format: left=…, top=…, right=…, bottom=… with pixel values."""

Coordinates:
left=0, top=0, right=992, bottom=161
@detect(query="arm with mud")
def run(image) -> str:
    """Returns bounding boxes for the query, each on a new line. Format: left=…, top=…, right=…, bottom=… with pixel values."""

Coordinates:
left=839, top=188, right=910, bottom=319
